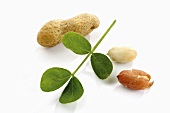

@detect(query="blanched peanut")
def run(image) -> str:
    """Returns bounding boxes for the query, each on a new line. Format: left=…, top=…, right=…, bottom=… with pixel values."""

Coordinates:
left=107, top=47, right=137, bottom=63
left=37, top=13, right=100, bottom=47
left=117, top=69, right=154, bottom=90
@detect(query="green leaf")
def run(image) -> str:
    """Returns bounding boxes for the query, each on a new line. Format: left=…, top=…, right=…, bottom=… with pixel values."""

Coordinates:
left=91, top=53, right=113, bottom=79
left=62, top=32, right=91, bottom=55
left=40, top=67, right=71, bottom=92
left=59, top=77, right=84, bottom=104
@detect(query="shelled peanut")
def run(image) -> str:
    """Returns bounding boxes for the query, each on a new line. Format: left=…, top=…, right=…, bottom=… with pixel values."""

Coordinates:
left=117, top=69, right=154, bottom=90
left=107, top=47, right=137, bottom=63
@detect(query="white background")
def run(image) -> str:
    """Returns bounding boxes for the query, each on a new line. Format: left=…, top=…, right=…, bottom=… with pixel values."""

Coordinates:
left=0, top=0, right=170, bottom=113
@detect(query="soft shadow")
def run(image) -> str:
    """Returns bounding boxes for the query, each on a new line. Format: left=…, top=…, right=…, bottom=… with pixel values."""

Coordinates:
left=103, top=76, right=118, bottom=85
left=85, top=34, right=91, bottom=41
left=81, top=62, right=118, bottom=86
left=36, top=43, right=66, bottom=55
left=112, top=62, right=134, bottom=76
left=54, top=101, right=77, bottom=113
left=35, top=35, right=92, bottom=65
left=114, top=84, right=148, bottom=100
left=35, top=43, right=78, bottom=65
left=88, top=30, right=102, bottom=44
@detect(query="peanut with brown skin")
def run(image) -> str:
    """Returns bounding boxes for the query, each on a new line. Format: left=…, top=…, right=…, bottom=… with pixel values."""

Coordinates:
left=37, top=13, right=100, bottom=47
left=117, top=69, right=154, bottom=90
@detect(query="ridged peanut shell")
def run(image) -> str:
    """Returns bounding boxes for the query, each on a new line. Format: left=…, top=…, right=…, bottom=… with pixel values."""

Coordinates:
left=37, top=13, right=100, bottom=47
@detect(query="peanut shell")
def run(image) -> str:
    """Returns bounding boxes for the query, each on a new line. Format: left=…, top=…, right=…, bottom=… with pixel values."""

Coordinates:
left=37, top=13, right=100, bottom=47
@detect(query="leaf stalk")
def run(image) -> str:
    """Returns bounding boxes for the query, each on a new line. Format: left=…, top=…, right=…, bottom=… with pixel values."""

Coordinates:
left=72, top=20, right=116, bottom=75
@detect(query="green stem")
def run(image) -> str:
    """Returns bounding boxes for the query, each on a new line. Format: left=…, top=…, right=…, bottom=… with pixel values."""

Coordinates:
left=72, top=20, right=116, bottom=76
left=91, top=20, right=116, bottom=53
left=72, top=53, right=91, bottom=76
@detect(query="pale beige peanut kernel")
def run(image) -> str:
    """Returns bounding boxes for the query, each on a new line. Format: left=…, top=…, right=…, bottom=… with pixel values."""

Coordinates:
left=37, top=13, right=100, bottom=47
left=107, top=47, right=137, bottom=63
left=117, top=69, right=154, bottom=90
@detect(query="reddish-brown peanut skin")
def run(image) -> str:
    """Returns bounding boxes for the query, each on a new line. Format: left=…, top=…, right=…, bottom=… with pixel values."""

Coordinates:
left=117, top=69, right=154, bottom=90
